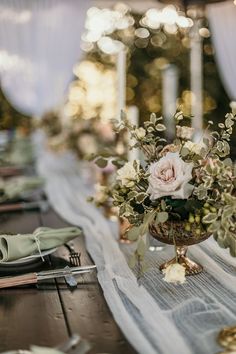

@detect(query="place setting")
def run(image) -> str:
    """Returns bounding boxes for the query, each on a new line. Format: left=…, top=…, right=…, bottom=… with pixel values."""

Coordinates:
left=0, top=0, right=236, bottom=354
left=0, top=224, right=96, bottom=353
left=0, top=225, right=96, bottom=287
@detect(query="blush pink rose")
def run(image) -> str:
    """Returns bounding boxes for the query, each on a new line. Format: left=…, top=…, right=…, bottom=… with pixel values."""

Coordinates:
left=147, top=152, right=194, bottom=200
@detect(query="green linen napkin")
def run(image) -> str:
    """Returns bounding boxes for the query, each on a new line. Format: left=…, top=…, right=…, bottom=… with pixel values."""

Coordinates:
left=0, top=176, right=44, bottom=202
left=2, top=346, right=64, bottom=354
left=1, top=341, right=91, bottom=354
left=0, top=226, right=82, bottom=262
left=7, top=134, right=34, bottom=166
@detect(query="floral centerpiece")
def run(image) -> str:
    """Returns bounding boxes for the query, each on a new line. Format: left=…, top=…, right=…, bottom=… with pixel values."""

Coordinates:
left=94, top=111, right=236, bottom=284
left=39, top=112, right=116, bottom=159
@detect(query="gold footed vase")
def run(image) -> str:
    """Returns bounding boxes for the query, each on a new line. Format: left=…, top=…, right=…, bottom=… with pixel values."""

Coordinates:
left=149, top=221, right=211, bottom=276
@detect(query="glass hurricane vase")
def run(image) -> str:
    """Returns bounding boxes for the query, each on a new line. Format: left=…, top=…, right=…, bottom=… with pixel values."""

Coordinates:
left=149, top=221, right=211, bottom=276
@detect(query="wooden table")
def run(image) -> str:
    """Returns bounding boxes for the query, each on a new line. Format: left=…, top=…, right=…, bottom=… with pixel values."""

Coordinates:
left=0, top=208, right=137, bottom=354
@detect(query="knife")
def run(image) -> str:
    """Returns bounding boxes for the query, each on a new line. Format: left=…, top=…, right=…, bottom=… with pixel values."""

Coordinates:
left=0, top=265, right=96, bottom=289
left=64, top=266, right=78, bottom=288
left=0, top=200, right=49, bottom=213
left=0, top=166, right=23, bottom=177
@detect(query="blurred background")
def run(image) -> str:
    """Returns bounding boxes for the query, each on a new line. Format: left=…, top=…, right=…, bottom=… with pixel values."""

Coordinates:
left=0, top=0, right=234, bottom=162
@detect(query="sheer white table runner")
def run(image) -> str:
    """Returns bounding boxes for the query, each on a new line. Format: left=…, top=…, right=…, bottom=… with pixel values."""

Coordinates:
left=37, top=151, right=236, bottom=354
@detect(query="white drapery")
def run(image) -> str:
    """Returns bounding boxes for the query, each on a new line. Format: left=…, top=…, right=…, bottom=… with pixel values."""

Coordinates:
left=207, top=1, right=236, bottom=100
left=0, top=0, right=89, bottom=117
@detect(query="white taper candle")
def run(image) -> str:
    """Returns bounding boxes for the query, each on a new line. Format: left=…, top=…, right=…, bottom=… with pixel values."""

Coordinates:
left=190, top=20, right=203, bottom=139
left=162, top=64, right=178, bottom=140
left=116, top=47, right=126, bottom=122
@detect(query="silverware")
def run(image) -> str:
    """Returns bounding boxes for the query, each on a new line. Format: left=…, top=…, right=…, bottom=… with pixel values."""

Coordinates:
left=0, top=166, right=23, bottom=177
left=0, top=200, right=49, bottom=213
left=65, top=243, right=81, bottom=266
left=64, top=266, right=78, bottom=289
left=0, top=265, right=96, bottom=289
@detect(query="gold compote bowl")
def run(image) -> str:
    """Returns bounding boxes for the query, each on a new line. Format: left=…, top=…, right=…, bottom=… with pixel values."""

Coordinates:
left=149, top=221, right=211, bottom=275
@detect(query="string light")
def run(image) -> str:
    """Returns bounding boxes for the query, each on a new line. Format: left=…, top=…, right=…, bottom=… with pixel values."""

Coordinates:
left=65, top=3, right=219, bottom=127
left=82, top=4, right=193, bottom=53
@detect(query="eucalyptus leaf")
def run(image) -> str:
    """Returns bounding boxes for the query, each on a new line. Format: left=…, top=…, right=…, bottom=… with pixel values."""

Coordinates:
left=128, top=254, right=136, bottom=268
left=156, top=211, right=169, bottom=223
left=175, top=111, right=184, bottom=121
left=225, top=117, right=234, bottom=128
left=218, top=123, right=225, bottom=129
left=194, top=185, right=208, bottom=200
left=147, top=126, right=155, bottom=132
left=137, top=239, right=146, bottom=256
left=223, top=158, right=233, bottom=167
left=207, top=221, right=220, bottom=233
left=156, top=124, right=166, bottom=131
left=128, top=191, right=138, bottom=199
left=161, top=199, right=166, bottom=211
left=203, top=137, right=210, bottom=146
left=136, top=193, right=148, bottom=203
left=127, top=225, right=141, bottom=241
left=202, top=213, right=218, bottom=224
left=180, top=147, right=189, bottom=157
left=150, top=113, right=156, bottom=123
left=228, top=233, right=236, bottom=257
left=95, top=158, right=108, bottom=168
left=141, top=263, right=149, bottom=273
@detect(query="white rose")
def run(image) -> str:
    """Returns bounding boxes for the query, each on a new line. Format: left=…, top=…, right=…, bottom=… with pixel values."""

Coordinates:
left=77, top=134, right=98, bottom=155
left=147, top=152, right=193, bottom=200
left=176, top=125, right=194, bottom=140
left=162, top=263, right=186, bottom=284
left=117, top=161, right=139, bottom=188
left=135, top=127, right=146, bottom=139
left=184, top=141, right=205, bottom=155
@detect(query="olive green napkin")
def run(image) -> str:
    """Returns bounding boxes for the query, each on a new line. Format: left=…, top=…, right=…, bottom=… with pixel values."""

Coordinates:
left=0, top=176, right=44, bottom=202
left=7, top=134, right=34, bottom=166
left=2, top=346, right=64, bottom=354
left=0, top=226, right=82, bottom=263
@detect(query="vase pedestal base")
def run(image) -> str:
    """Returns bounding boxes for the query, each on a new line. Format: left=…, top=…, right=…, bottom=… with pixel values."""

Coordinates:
left=160, top=246, right=203, bottom=276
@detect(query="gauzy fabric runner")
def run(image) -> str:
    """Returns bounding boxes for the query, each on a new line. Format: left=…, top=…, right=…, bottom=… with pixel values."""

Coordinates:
left=37, top=150, right=236, bottom=354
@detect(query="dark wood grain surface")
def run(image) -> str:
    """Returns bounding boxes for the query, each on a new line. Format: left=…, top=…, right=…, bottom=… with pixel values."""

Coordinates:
left=0, top=211, right=68, bottom=351
left=0, top=209, right=137, bottom=354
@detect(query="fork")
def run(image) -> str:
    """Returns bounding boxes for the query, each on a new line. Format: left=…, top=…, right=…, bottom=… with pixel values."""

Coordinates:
left=65, top=242, right=81, bottom=266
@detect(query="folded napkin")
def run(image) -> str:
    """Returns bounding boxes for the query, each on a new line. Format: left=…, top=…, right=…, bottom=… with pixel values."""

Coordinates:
left=2, top=346, right=64, bottom=354
left=0, top=176, right=44, bottom=202
left=0, top=226, right=82, bottom=262
left=7, top=135, right=34, bottom=166
left=1, top=340, right=90, bottom=354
